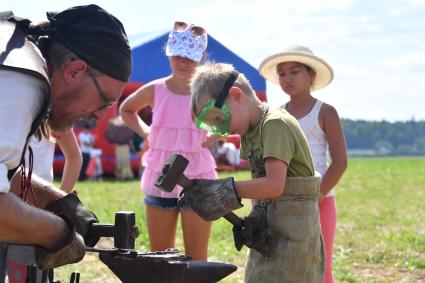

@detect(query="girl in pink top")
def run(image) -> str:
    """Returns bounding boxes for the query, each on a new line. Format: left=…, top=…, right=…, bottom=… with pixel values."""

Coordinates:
left=259, top=46, right=348, bottom=283
left=119, top=21, right=217, bottom=260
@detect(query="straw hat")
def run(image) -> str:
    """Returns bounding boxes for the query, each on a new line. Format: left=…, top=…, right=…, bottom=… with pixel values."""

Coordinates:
left=259, top=46, right=334, bottom=91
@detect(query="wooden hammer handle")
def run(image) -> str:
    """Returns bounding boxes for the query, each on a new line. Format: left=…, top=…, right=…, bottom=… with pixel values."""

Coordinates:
left=178, top=174, right=194, bottom=188
left=223, top=212, right=244, bottom=228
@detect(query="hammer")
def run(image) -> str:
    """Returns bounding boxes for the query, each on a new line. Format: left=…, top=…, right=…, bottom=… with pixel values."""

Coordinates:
left=87, top=211, right=139, bottom=250
left=155, top=154, right=243, bottom=227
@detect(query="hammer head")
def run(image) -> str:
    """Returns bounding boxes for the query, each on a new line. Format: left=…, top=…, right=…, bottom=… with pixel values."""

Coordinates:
left=155, top=154, right=189, bottom=192
left=114, top=211, right=139, bottom=249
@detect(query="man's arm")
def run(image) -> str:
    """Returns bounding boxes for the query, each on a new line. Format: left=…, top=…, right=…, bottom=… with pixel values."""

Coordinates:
left=0, top=192, right=69, bottom=249
left=10, top=170, right=100, bottom=248
left=4, top=170, right=99, bottom=248
left=0, top=170, right=69, bottom=248
left=9, top=171, right=66, bottom=209
left=0, top=191, right=87, bottom=269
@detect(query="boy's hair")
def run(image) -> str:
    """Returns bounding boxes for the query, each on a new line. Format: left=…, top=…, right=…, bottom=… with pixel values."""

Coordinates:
left=190, top=62, right=255, bottom=118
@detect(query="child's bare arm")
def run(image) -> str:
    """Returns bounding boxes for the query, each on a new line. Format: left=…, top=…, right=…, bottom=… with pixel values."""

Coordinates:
left=202, top=134, right=220, bottom=147
left=119, top=83, right=155, bottom=140
left=320, top=104, right=347, bottom=198
left=236, top=157, right=287, bottom=200
left=57, top=130, right=83, bottom=193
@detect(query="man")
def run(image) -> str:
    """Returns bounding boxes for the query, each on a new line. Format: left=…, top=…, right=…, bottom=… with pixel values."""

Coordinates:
left=0, top=3, right=132, bottom=275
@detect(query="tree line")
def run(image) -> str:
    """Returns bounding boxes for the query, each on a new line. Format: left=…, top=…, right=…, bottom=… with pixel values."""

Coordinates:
left=341, top=119, right=425, bottom=155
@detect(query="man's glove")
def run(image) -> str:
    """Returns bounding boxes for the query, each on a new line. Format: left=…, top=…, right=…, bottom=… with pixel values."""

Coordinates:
left=178, top=177, right=243, bottom=221
left=44, top=192, right=100, bottom=247
left=232, top=205, right=272, bottom=257
left=35, top=214, right=85, bottom=269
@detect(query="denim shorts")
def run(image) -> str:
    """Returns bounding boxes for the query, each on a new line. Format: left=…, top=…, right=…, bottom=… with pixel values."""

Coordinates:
left=144, top=195, right=190, bottom=211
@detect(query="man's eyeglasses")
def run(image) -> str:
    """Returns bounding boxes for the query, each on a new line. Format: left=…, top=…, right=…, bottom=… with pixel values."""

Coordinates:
left=87, top=68, right=114, bottom=110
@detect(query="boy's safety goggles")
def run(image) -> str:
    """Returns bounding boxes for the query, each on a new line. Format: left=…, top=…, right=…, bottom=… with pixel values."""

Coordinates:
left=195, top=71, right=239, bottom=136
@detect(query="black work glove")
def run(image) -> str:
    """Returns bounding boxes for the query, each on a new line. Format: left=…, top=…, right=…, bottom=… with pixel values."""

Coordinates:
left=232, top=205, right=272, bottom=257
left=35, top=214, right=85, bottom=269
left=177, top=177, right=243, bottom=221
left=44, top=192, right=100, bottom=247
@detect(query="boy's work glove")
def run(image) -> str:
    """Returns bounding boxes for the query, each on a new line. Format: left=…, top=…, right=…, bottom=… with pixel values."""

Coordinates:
left=178, top=177, right=243, bottom=221
left=35, top=214, right=85, bottom=269
left=232, top=205, right=272, bottom=257
left=44, top=192, right=100, bottom=247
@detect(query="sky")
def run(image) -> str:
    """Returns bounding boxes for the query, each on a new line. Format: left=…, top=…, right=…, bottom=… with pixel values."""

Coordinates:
left=3, top=0, right=425, bottom=122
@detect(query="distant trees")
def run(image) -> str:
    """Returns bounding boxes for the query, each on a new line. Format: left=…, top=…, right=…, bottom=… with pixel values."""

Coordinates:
left=341, top=119, right=425, bottom=156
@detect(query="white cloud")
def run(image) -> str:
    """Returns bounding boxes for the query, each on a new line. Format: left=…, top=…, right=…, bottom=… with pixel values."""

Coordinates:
left=327, top=63, right=425, bottom=121
left=188, top=0, right=353, bottom=18
left=183, top=0, right=425, bottom=121
left=405, top=0, right=425, bottom=7
left=387, top=7, right=411, bottom=17
left=381, top=51, right=425, bottom=70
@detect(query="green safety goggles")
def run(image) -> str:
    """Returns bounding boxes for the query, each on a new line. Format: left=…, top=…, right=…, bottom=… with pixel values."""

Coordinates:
left=195, top=71, right=239, bottom=136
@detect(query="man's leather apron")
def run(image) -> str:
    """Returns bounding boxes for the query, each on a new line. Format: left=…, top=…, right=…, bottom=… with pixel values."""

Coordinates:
left=0, top=15, right=50, bottom=178
left=244, top=175, right=325, bottom=283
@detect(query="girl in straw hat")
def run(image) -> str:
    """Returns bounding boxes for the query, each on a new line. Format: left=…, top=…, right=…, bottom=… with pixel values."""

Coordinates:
left=260, top=46, right=347, bottom=283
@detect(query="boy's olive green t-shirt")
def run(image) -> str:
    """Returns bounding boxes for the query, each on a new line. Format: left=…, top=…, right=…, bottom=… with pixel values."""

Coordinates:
left=240, top=104, right=314, bottom=178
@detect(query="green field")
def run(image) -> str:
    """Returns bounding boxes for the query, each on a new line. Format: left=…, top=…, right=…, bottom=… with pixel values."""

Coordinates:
left=55, top=157, right=425, bottom=282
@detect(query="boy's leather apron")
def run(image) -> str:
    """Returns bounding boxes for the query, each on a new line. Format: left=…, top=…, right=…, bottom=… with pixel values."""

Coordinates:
left=244, top=175, right=325, bottom=283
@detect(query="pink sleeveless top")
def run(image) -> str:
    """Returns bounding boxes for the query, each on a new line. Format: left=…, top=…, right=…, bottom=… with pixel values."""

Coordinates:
left=141, top=78, right=217, bottom=198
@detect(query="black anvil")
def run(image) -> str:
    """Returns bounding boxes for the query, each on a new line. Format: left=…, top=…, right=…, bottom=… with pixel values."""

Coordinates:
left=87, top=211, right=237, bottom=283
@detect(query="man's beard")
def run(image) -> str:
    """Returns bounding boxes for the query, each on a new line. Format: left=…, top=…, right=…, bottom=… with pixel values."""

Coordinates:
left=47, top=89, right=83, bottom=133
left=46, top=112, right=76, bottom=133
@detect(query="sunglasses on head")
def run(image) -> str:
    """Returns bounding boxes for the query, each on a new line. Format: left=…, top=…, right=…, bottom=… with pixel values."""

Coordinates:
left=173, top=21, right=205, bottom=37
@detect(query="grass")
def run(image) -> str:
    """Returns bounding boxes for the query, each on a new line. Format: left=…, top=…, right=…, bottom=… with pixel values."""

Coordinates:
left=54, top=157, right=425, bottom=282
left=333, top=157, right=425, bottom=282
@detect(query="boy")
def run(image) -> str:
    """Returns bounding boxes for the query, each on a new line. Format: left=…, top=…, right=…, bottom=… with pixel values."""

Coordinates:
left=179, top=63, right=325, bottom=282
